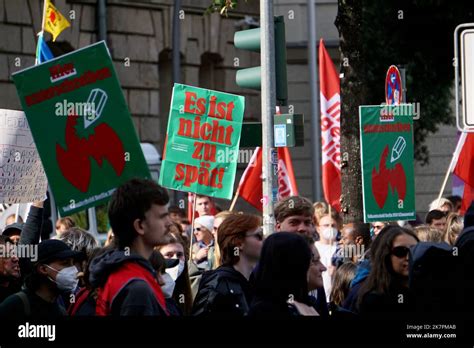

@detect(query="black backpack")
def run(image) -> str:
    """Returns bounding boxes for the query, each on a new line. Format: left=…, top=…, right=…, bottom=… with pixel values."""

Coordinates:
left=409, top=242, right=456, bottom=314
left=453, top=226, right=474, bottom=313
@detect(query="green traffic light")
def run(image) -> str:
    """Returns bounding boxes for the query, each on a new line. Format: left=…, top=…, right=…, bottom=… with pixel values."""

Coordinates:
left=234, top=16, right=288, bottom=106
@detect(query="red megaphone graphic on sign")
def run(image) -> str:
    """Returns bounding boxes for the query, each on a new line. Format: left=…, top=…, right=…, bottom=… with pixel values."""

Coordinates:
left=371, top=145, right=406, bottom=209
left=56, top=115, right=125, bottom=192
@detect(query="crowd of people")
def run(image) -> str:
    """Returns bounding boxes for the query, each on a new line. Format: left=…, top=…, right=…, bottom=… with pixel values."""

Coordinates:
left=0, top=179, right=473, bottom=318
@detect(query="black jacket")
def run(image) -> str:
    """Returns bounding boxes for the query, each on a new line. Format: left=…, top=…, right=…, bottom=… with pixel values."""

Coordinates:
left=18, top=206, right=43, bottom=281
left=0, top=289, right=66, bottom=320
left=358, top=284, right=413, bottom=318
left=192, top=265, right=252, bottom=317
left=0, top=280, right=21, bottom=304
left=455, top=226, right=474, bottom=313
left=89, top=249, right=167, bottom=316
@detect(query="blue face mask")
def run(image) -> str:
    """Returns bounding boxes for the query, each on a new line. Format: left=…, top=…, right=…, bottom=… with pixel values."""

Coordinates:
left=370, top=227, right=375, bottom=239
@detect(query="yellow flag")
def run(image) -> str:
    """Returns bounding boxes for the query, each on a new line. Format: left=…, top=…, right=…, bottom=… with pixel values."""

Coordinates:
left=43, top=0, right=70, bottom=41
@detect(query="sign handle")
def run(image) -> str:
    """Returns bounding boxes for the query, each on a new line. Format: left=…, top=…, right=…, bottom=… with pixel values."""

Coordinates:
left=189, top=195, right=197, bottom=264
left=229, top=188, right=240, bottom=212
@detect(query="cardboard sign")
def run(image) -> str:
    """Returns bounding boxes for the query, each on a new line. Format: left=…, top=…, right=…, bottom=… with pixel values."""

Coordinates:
left=0, top=109, right=48, bottom=203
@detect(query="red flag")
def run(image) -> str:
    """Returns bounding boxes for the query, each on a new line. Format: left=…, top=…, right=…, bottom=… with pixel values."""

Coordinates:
left=236, top=147, right=299, bottom=211
left=277, top=147, right=299, bottom=199
left=187, top=192, right=194, bottom=222
left=237, top=147, right=263, bottom=210
left=319, top=39, right=341, bottom=211
left=461, top=183, right=474, bottom=215
left=452, top=132, right=474, bottom=212
left=453, top=132, right=474, bottom=186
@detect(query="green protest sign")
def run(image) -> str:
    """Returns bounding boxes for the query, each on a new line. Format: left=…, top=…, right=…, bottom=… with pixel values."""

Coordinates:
left=159, top=84, right=244, bottom=199
left=12, top=41, right=150, bottom=215
left=359, top=105, right=415, bottom=223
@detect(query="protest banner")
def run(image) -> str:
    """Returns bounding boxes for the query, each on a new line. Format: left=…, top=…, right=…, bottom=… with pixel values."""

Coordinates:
left=159, top=84, right=245, bottom=199
left=0, top=109, right=48, bottom=204
left=12, top=41, right=150, bottom=215
left=359, top=104, right=416, bottom=222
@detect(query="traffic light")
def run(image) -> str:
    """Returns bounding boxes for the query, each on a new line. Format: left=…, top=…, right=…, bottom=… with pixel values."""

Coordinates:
left=234, top=16, right=288, bottom=106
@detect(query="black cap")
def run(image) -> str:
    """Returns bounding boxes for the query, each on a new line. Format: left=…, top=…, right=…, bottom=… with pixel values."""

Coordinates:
left=36, top=239, right=83, bottom=264
left=165, top=258, right=180, bottom=268
left=2, top=223, right=23, bottom=237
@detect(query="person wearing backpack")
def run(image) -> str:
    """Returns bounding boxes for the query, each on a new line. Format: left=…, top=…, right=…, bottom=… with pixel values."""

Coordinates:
left=89, top=178, right=172, bottom=316
left=0, top=239, right=81, bottom=320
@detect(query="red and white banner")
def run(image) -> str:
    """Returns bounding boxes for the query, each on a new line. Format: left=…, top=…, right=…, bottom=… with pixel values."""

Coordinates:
left=237, top=147, right=298, bottom=211
left=319, top=39, right=341, bottom=211
left=277, top=147, right=298, bottom=199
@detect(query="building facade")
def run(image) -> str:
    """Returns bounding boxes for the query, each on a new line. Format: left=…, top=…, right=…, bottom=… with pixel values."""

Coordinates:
left=0, top=0, right=457, bottom=218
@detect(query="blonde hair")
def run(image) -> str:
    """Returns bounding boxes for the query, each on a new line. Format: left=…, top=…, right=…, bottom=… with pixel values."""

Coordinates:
left=414, top=225, right=445, bottom=243
left=429, top=198, right=453, bottom=213
left=318, top=209, right=343, bottom=230
left=313, top=201, right=328, bottom=225
left=445, top=213, right=463, bottom=246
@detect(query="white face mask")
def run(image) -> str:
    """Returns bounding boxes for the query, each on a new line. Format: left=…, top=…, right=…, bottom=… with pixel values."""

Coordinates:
left=322, top=227, right=338, bottom=241
left=46, top=265, right=79, bottom=292
left=161, top=272, right=176, bottom=298
left=165, top=259, right=185, bottom=281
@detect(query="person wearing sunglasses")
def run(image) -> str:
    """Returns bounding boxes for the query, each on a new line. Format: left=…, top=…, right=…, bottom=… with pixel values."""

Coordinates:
left=191, top=215, right=215, bottom=270
left=356, top=226, right=419, bottom=317
left=192, top=213, right=263, bottom=317
left=370, top=221, right=387, bottom=238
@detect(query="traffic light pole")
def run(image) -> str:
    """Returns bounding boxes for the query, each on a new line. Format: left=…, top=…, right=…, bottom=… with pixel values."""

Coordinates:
left=307, top=0, right=322, bottom=202
left=260, top=0, right=278, bottom=236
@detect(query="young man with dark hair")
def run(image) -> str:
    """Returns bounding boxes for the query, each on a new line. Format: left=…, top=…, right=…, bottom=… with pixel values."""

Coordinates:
left=274, top=196, right=315, bottom=238
left=195, top=194, right=215, bottom=217
left=192, top=213, right=263, bottom=316
left=89, top=178, right=172, bottom=316
left=425, top=209, right=447, bottom=232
